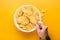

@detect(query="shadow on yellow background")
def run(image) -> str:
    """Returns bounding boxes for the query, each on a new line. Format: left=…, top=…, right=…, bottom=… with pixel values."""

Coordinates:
left=0, top=0, right=60, bottom=40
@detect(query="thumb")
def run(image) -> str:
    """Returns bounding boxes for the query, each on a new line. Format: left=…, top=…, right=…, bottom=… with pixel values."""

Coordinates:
left=45, top=26, right=48, bottom=31
left=36, top=23, right=40, bottom=31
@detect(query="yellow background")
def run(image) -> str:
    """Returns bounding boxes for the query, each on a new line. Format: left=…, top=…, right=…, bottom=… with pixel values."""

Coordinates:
left=0, top=0, right=60, bottom=40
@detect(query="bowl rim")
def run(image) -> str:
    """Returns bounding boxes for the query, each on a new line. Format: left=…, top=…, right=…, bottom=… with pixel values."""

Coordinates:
left=14, top=5, right=42, bottom=32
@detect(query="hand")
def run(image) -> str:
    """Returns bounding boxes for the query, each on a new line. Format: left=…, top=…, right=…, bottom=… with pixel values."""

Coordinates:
left=36, top=22, right=48, bottom=38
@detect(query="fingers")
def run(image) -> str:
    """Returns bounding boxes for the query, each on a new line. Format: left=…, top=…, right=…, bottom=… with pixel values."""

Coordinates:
left=44, top=26, right=48, bottom=33
left=36, top=21, right=48, bottom=31
left=36, top=22, right=43, bottom=31
left=38, top=22, right=44, bottom=29
left=44, top=26, right=48, bottom=34
left=45, top=26, right=48, bottom=30
left=36, top=23, right=40, bottom=31
left=36, top=21, right=48, bottom=29
left=36, top=22, right=48, bottom=37
left=38, top=22, right=48, bottom=30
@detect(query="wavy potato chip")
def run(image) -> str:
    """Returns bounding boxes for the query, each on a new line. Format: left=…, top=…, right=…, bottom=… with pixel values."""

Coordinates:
left=16, top=16, right=29, bottom=25
left=22, top=8, right=32, bottom=16
left=25, top=23, right=32, bottom=30
left=16, top=17, right=23, bottom=23
left=28, top=23, right=35, bottom=28
left=16, top=10, right=23, bottom=18
left=21, top=16, right=29, bottom=25
left=19, top=24, right=26, bottom=30
left=25, top=23, right=36, bottom=30
left=29, top=16, right=37, bottom=25
left=34, top=15, right=39, bottom=21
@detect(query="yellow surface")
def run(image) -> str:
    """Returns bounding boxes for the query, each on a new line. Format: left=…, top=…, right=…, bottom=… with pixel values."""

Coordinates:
left=0, top=0, right=60, bottom=40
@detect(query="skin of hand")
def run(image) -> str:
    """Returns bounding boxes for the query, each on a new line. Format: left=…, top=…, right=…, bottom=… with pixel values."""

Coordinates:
left=36, top=22, right=48, bottom=38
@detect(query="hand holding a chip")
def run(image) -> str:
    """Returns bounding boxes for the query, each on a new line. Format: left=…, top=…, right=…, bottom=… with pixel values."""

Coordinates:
left=36, top=22, right=48, bottom=39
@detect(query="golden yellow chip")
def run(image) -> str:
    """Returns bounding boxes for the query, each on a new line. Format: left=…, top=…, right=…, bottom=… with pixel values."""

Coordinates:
left=22, top=7, right=32, bottom=16
left=25, top=23, right=31, bottom=30
left=26, top=7, right=33, bottom=16
left=19, top=24, right=26, bottom=30
left=22, top=8, right=27, bottom=13
left=16, top=10, right=23, bottom=18
left=16, top=16, right=23, bottom=23
left=35, top=15, right=39, bottom=21
left=29, top=16, right=37, bottom=25
left=19, top=24, right=24, bottom=28
left=28, top=23, right=35, bottom=28
left=21, top=16, right=29, bottom=25
left=16, top=16, right=29, bottom=25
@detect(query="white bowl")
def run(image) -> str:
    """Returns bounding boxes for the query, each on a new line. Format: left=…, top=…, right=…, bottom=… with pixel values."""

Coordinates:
left=14, top=5, right=41, bottom=32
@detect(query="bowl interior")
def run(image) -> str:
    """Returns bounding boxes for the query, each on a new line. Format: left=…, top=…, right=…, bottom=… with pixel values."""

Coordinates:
left=14, top=5, right=41, bottom=32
